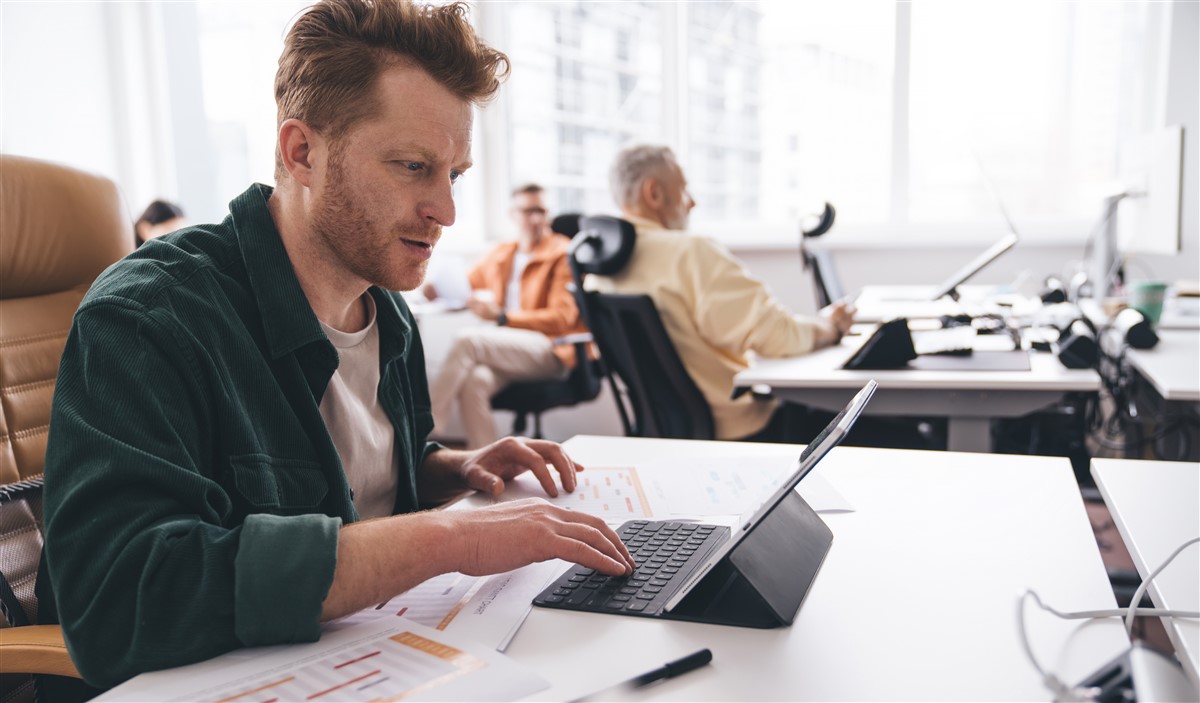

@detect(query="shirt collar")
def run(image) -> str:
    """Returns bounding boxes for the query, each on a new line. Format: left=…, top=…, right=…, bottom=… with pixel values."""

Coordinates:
left=230, top=184, right=328, bottom=360
left=623, top=213, right=674, bottom=234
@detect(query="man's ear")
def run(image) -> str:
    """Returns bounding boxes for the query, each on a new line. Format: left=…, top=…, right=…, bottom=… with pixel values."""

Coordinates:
left=640, top=177, right=663, bottom=209
left=277, top=118, right=321, bottom=188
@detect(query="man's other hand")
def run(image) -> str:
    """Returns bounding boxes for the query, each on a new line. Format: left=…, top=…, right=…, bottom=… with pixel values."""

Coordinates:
left=460, top=436, right=583, bottom=497
left=445, top=498, right=635, bottom=577
left=466, top=296, right=501, bottom=321
left=422, top=282, right=439, bottom=301
left=815, top=301, right=856, bottom=346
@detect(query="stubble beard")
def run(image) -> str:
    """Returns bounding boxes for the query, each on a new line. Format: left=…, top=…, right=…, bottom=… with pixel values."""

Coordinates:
left=312, top=159, right=439, bottom=292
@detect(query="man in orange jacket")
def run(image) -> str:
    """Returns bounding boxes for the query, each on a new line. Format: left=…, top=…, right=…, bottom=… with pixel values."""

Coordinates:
left=430, top=183, right=587, bottom=447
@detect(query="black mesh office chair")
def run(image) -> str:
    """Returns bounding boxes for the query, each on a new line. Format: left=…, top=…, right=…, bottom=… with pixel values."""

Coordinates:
left=489, top=213, right=597, bottom=439
left=800, top=203, right=844, bottom=308
left=550, top=212, right=582, bottom=239
left=489, top=339, right=601, bottom=439
left=568, top=216, right=715, bottom=440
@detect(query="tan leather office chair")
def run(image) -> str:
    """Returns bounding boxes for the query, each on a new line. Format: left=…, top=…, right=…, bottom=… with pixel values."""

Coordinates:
left=0, top=155, right=132, bottom=698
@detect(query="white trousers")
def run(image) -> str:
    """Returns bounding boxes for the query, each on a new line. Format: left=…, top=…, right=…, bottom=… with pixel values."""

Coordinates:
left=430, top=326, right=566, bottom=448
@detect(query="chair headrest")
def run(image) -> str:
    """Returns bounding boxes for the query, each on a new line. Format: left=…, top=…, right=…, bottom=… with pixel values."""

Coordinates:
left=550, top=212, right=582, bottom=238
left=570, top=216, right=637, bottom=275
left=1, top=155, right=132, bottom=299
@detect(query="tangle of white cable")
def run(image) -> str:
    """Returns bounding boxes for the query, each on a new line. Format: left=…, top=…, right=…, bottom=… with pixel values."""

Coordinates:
left=1017, top=536, right=1200, bottom=702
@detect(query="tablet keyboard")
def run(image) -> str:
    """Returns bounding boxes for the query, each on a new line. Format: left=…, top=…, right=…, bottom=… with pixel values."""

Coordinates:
left=914, top=326, right=976, bottom=356
left=532, top=519, right=729, bottom=617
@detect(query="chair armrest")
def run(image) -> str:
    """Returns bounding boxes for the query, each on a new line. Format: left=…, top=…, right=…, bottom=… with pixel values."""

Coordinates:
left=0, top=624, right=80, bottom=678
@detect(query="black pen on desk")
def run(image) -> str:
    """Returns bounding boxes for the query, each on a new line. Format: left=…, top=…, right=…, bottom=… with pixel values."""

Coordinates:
left=569, top=648, right=713, bottom=702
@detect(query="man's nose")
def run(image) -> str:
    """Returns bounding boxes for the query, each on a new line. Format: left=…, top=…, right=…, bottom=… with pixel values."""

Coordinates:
left=419, top=181, right=456, bottom=227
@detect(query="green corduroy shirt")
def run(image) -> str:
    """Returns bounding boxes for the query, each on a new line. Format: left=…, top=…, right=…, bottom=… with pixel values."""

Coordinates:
left=38, top=184, right=440, bottom=695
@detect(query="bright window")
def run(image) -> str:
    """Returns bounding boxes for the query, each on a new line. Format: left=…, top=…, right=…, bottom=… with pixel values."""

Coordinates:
left=496, top=1, right=666, bottom=218
left=169, top=0, right=1164, bottom=245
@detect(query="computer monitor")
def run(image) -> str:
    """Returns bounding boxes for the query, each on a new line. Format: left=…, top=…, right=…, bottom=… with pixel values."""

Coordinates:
left=1087, top=124, right=1184, bottom=299
left=1117, top=124, right=1184, bottom=256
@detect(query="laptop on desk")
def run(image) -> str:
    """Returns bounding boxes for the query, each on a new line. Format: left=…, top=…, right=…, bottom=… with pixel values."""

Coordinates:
left=532, top=381, right=877, bottom=628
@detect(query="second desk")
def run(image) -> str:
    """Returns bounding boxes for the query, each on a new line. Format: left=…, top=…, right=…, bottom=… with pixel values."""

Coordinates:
left=734, top=336, right=1099, bottom=453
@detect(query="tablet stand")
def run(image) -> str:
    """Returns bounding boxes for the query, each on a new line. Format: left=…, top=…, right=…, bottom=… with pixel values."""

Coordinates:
left=842, top=318, right=918, bottom=370
left=666, top=490, right=833, bottom=628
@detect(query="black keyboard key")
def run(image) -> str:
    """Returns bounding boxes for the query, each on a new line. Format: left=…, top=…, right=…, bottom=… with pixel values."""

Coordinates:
left=533, top=518, right=731, bottom=618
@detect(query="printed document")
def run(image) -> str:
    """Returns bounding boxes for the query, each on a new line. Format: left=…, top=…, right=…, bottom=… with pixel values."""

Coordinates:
left=473, top=466, right=653, bottom=523
left=324, top=561, right=561, bottom=651
left=92, top=617, right=547, bottom=703
left=640, top=455, right=854, bottom=518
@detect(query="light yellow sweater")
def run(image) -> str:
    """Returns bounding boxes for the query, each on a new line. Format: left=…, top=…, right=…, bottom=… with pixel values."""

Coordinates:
left=586, top=216, right=823, bottom=439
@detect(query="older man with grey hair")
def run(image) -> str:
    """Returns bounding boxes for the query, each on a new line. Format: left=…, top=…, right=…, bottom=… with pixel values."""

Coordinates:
left=589, top=144, right=855, bottom=443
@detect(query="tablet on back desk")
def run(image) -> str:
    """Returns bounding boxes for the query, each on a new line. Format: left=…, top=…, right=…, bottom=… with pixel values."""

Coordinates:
left=532, top=380, right=878, bottom=628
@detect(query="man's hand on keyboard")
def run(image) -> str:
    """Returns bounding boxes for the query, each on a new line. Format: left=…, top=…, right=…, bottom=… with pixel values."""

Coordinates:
left=447, top=499, right=636, bottom=577
left=460, top=436, right=585, bottom=498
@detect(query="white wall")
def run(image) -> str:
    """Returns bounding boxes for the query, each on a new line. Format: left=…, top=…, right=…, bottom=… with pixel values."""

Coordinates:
left=1155, top=0, right=1199, bottom=283
left=1, top=5, right=122, bottom=192
left=1, top=3, right=176, bottom=222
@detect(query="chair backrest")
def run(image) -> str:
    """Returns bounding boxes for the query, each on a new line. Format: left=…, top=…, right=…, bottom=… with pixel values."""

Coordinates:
left=0, top=155, right=125, bottom=701
left=569, top=216, right=715, bottom=440
left=799, top=202, right=842, bottom=309
left=804, top=247, right=845, bottom=308
left=0, top=155, right=132, bottom=484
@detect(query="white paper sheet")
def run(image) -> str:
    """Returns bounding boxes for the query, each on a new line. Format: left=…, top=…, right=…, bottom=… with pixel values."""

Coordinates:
left=477, top=466, right=653, bottom=523
left=92, top=617, right=547, bottom=703
left=323, top=561, right=561, bottom=652
left=640, top=455, right=854, bottom=517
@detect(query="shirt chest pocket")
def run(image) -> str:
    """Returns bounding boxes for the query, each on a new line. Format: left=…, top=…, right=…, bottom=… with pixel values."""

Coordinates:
left=227, top=454, right=330, bottom=515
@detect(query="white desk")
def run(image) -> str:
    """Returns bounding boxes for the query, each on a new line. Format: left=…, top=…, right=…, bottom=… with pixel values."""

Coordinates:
left=1123, top=329, right=1200, bottom=404
left=1118, top=329, right=1200, bottom=461
left=510, top=436, right=1129, bottom=701
left=734, top=338, right=1099, bottom=453
left=854, top=285, right=1040, bottom=323
left=1091, top=458, right=1200, bottom=687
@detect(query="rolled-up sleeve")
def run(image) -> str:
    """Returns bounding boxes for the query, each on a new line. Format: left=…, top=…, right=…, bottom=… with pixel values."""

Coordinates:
left=235, top=513, right=338, bottom=645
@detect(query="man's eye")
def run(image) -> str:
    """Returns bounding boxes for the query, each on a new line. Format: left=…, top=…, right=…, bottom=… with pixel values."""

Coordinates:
left=450, top=171, right=464, bottom=184
left=398, top=162, right=423, bottom=173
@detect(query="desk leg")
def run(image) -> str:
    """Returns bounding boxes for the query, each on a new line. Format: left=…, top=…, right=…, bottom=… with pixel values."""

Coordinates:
left=947, top=417, right=992, bottom=453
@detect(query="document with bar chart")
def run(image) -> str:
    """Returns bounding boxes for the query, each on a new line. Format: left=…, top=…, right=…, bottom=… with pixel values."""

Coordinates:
left=323, top=561, right=562, bottom=651
left=92, top=618, right=547, bottom=703
left=478, top=466, right=653, bottom=522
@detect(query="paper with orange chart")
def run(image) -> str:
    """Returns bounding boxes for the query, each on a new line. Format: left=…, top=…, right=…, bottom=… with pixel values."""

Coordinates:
left=476, top=466, right=653, bottom=523
left=322, top=560, right=562, bottom=652
left=91, top=617, right=547, bottom=702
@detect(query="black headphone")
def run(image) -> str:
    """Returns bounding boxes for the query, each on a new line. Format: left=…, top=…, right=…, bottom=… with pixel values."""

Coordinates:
left=1040, top=276, right=1068, bottom=304
left=1110, top=308, right=1159, bottom=349
left=1052, top=316, right=1100, bottom=369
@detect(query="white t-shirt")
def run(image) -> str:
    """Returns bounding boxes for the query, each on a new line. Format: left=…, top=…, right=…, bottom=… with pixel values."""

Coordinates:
left=505, top=250, right=530, bottom=311
left=317, top=294, right=398, bottom=520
